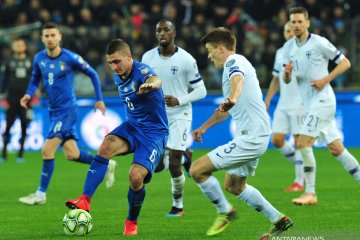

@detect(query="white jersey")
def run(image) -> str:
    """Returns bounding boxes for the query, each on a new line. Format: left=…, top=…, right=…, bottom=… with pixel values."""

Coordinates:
left=272, top=46, right=304, bottom=110
left=223, top=54, right=271, bottom=137
left=142, top=46, right=206, bottom=121
left=282, top=34, right=343, bottom=109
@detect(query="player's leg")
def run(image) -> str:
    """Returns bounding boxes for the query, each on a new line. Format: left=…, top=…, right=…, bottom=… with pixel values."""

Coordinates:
left=190, top=154, right=235, bottom=236
left=166, top=149, right=186, bottom=216
left=164, top=119, right=190, bottom=216
left=19, top=137, right=61, bottom=205
left=17, top=106, right=29, bottom=162
left=292, top=134, right=317, bottom=205
left=2, top=104, right=17, bottom=160
left=224, top=171, right=293, bottom=237
left=66, top=134, right=129, bottom=211
left=124, top=163, right=149, bottom=236
left=328, top=139, right=360, bottom=183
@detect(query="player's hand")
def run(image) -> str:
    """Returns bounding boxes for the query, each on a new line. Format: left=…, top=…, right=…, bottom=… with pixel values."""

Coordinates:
left=192, top=127, right=206, bottom=143
left=283, top=62, right=293, bottom=83
left=216, top=98, right=235, bottom=112
left=164, top=95, right=179, bottom=107
left=94, top=100, right=106, bottom=115
left=20, top=94, right=31, bottom=109
left=310, top=78, right=327, bottom=91
left=137, top=83, right=154, bottom=95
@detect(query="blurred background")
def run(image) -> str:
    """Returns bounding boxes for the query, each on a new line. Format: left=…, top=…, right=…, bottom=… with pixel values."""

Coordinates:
left=0, top=0, right=359, bottom=93
left=0, top=0, right=360, bottom=151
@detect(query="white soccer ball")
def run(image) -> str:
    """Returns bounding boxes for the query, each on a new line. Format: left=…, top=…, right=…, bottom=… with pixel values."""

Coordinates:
left=62, top=209, right=93, bottom=236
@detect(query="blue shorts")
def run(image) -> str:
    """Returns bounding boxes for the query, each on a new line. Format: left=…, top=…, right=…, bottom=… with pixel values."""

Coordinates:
left=47, top=107, right=78, bottom=144
left=109, top=121, right=168, bottom=183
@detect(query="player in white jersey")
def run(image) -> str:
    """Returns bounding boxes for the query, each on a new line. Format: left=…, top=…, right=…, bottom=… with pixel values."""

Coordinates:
left=190, top=27, right=293, bottom=238
left=142, top=20, right=207, bottom=217
left=265, top=22, right=306, bottom=192
left=283, top=7, right=360, bottom=205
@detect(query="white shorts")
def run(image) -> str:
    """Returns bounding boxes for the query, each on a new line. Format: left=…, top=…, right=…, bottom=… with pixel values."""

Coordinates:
left=272, top=107, right=306, bottom=135
left=207, top=135, right=269, bottom=177
left=166, top=118, right=191, bottom=151
left=300, top=105, right=340, bottom=144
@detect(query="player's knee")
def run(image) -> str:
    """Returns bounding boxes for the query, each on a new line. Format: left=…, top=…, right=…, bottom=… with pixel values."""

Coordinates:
left=129, top=172, right=144, bottom=190
left=189, top=166, right=201, bottom=182
left=97, top=143, right=113, bottom=159
left=272, top=138, right=284, bottom=148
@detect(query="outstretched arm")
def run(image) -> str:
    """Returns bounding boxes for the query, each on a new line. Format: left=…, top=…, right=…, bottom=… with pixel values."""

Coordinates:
left=265, top=76, right=280, bottom=111
left=137, top=76, right=162, bottom=95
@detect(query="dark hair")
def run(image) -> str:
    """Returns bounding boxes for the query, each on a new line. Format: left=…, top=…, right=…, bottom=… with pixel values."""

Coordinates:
left=289, top=6, right=309, bottom=19
left=156, top=19, right=176, bottom=31
left=200, top=27, right=236, bottom=51
left=106, top=38, right=130, bottom=55
left=42, top=22, right=59, bottom=31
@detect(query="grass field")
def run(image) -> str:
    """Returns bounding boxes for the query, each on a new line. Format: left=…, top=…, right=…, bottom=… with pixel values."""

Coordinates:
left=0, top=149, right=360, bottom=240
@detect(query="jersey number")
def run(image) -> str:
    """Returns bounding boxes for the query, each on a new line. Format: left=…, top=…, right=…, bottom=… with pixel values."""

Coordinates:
left=125, top=97, right=134, bottom=110
left=53, top=121, right=63, bottom=133
left=149, top=149, right=158, bottom=163
left=48, top=72, right=54, bottom=85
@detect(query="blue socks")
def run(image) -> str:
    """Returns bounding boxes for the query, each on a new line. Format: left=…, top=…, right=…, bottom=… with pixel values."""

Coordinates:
left=127, top=186, right=146, bottom=221
left=38, top=159, right=55, bottom=192
left=77, top=151, right=94, bottom=164
left=83, top=155, right=109, bottom=197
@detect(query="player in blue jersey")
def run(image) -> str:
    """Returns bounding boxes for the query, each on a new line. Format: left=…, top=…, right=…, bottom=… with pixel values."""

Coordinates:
left=18, top=22, right=116, bottom=206
left=65, top=38, right=168, bottom=236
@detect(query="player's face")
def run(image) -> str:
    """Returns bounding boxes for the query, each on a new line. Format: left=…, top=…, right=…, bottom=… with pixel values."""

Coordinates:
left=290, top=13, right=310, bottom=39
left=42, top=28, right=62, bottom=51
left=107, top=50, right=133, bottom=78
left=155, top=21, right=176, bottom=47
left=205, top=43, right=223, bottom=68
left=283, top=23, right=294, bottom=41
left=12, top=40, right=27, bottom=54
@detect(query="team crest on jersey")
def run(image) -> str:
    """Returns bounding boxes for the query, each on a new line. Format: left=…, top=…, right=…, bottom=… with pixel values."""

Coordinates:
left=171, top=66, right=178, bottom=75
left=141, top=68, right=149, bottom=74
left=50, top=63, right=55, bottom=69
left=226, top=59, right=235, bottom=67
left=305, top=51, right=312, bottom=59
left=59, top=61, right=66, bottom=71
left=124, top=87, right=128, bottom=92
left=78, top=56, right=85, bottom=64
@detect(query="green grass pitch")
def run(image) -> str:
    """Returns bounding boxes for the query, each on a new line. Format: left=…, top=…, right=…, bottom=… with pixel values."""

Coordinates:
left=0, top=149, right=359, bottom=240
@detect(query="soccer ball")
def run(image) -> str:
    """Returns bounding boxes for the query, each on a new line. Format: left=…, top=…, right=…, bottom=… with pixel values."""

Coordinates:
left=62, top=209, right=93, bottom=236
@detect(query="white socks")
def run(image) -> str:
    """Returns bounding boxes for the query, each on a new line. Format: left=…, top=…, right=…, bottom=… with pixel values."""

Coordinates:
left=336, top=149, right=360, bottom=183
left=237, top=184, right=280, bottom=223
left=279, top=142, right=296, bottom=164
left=197, top=176, right=231, bottom=213
left=300, top=147, right=316, bottom=193
left=294, top=150, right=305, bottom=185
left=171, top=174, right=185, bottom=209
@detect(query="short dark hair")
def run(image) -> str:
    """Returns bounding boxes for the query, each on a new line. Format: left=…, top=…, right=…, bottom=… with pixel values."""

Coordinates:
left=200, top=27, right=236, bottom=51
left=289, top=6, right=309, bottom=19
left=42, top=22, right=59, bottom=31
left=106, top=38, right=131, bottom=55
left=157, top=19, right=176, bottom=31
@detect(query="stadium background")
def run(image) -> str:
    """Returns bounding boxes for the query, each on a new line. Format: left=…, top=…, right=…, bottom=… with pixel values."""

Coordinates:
left=0, top=0, right=359, bottom=150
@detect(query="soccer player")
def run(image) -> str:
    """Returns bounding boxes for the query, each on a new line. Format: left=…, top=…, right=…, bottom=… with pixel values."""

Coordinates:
left=65, top=39, right=168, bottom=236
left=283, top=7, right=360, bottom=205
left=0, top=38, right=35, bottom=163
left=18, top=22, right=116, bottom=206
left=142, top=19, right=207, bottom=217
left=190, top=27, right=293, bottom=237
left=265, top=22, right=306, bottom=192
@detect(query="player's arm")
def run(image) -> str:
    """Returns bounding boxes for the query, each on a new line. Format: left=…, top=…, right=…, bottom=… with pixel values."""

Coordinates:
left=21, top=58, right=41, bottom=109
left=166, top=83, right=207, bottom=107
left=265, top=76, right=280, bottom=111
left=218, top=74, right=243, bottom=112
left=310, top=57, right=351, bottom=91
left=137, top=75, right=162, bottom=95
left=192, top=109, right=230, bottom=143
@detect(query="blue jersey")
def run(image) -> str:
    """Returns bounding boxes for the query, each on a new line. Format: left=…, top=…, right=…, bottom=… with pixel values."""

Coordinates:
left=114, top=61, right=168, bottom=134
left=26, top=48, right=103, bottom=111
